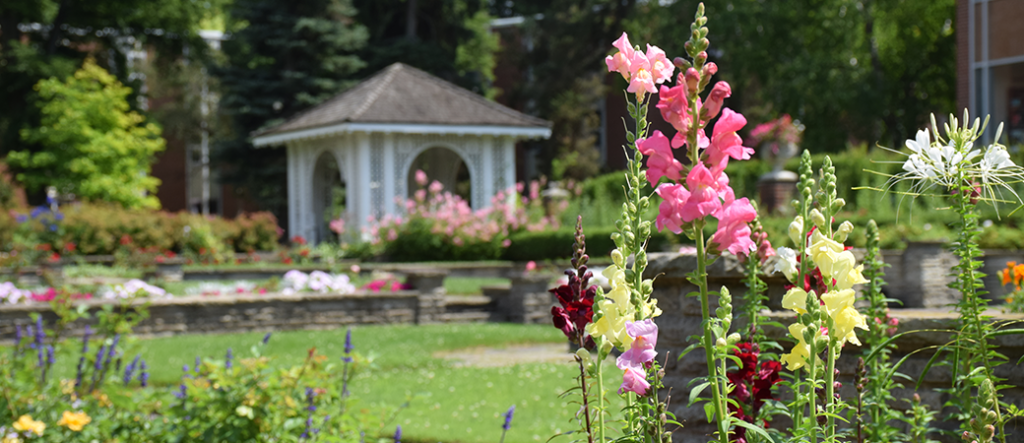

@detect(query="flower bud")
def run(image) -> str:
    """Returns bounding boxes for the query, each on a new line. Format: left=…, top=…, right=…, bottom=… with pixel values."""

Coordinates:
left=695, top=51, right=707, bottom=65
left=832, top=197, right=846, bottom=211
left=703, top=62, right=717, bottom=76
left=789, top=216, right=804, bottom=245
left=913, top=393, right=921, bottom=403
left=611, top=249, right=624, bottom=267
left=810, top=209, right=827, bottom=229
left=702, top=81, right=731, bottom=120
left=575, top=347, right=591, bottom=363
left=727, top=332, right=741, bottom=345
left=673, top=57, right=691, bottom=69
left=961, top=431, right=971, bottom=441
left=835, top=221, right=854, bottom=243
left=683, top=68, right=700, bottom=96
left=716, top=337, right=727, bottom=348
left=983, top=425, right=995, bottom=440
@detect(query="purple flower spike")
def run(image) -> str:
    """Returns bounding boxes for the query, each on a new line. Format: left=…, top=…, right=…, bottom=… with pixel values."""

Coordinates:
left=174, top=384, right=187, bottom=399
left=14, top=325, right=22, bottom=349
left=34, top=316, right=44, bottom=346
left=138, top=360, right=149, bottom=387
left=46, top=345, right=54, bottom=365
left=262, top=332, right=272, bottom=345
left=194, top=356, right=201, bottom=374
left=225, top=348, right=234, bottom=370
left=503, top=405, right=515, bottom=431
left=94, top=344, right=105, bottom=371
left=394, top=425, right=402, bottom=443
left=344, top=328, right=353, bottom=354
left=183, top=364, right=190, bottom=373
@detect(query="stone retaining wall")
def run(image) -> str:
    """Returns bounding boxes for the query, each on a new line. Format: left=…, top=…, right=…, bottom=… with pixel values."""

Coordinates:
left=646, top=252, right=1024, bottom=442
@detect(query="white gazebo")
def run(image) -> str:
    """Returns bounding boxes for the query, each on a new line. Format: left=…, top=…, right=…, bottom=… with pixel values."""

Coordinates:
left=252, top=63, right=551, bottom=243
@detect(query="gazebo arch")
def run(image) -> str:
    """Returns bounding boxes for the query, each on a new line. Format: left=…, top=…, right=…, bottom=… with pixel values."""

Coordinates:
left=311, top=150, right=345, bottom=243
left=253, top=63, right=551, bottom=243
left=404, top=144, right=474, bottom=205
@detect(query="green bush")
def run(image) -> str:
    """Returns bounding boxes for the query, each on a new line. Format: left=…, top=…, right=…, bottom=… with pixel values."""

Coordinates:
left=7, top=203, right=281, bottom=257
left=503, top=227, right=673, bottom=261
left=383, top=218, right=505, bottom=262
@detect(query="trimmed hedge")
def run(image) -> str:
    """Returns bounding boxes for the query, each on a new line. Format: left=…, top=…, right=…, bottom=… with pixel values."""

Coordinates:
left=503, top=227, right=674, bottom=261
left=5, top=202, right=281, bottom=255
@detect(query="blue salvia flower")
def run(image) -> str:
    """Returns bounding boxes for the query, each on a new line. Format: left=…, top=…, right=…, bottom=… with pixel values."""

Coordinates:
left=34, top=316, right=44, bottom=347
left=394, top=425, right=402, bottom=443
left=138, top=360, right=149, bottom=387
left=225, top=348, right=234, bottom=370
left=46, top=345, right=54, bottom=366
left=503, top=405, right=515, bottom=431
left=124, top=355, right=140, bottom=386
left=106, top=334, right=120, bottom=363
left=75, top=327, right=90, bottom=388
left=344, top=328, right=353, bottom=354
left=15, top=214, right=26, bottom=223
left=183, top=364, right=190, bottom=374
left=36, top=343, right=44, bottom=368
left=305, top=387, right=317, bottom=412
left=24, top=325, right=33, bottom=349
left=94, top=344, right=105, bottom=371
left=174, top=384, right=187, bottom=399
left=194, top=356, right=201, bottom=374
left=262, top=332, right=272, bottom=345
left=300, top=416, right=313, bottom=439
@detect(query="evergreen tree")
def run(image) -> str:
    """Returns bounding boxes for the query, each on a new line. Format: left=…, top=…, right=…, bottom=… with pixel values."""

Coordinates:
left=212, top=0, right=368, bottom=220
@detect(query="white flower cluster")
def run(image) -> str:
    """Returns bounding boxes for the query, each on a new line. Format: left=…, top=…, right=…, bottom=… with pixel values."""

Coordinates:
left=281, top=270, right=355, bottom=295
left=0, top=282, right=27, bottom=304
left=101, top=279, right=169, bottom=300
left=890, top=113, right=1022, bottom=208
left=184, top=281, right=260, bottom=296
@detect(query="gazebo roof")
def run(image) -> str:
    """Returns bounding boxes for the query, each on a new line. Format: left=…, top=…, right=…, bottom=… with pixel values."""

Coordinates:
left=253, top=63, right=551, bottom=146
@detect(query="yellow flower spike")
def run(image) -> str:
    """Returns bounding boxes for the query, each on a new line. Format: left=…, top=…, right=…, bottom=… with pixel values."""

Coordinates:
left=12, top=415, right=45, bottom=436
left=835, top=264, right=868, bottom=291
left=831, top=306, right=869, bottom=346
left=808, top=235, right=845, bottom=277
left=821, top=289, right=856, bottom=318
left=57, top=411, right=91, bottom=432
left=585, top=264, right=636, bottom=350
left=781, top=341, right=811, bottom=371
left=782, top=287, right=811, bottom=314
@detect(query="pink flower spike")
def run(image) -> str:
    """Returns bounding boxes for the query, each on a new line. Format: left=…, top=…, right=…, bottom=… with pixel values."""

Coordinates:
left=637, top=131, right=684, bottom=186
left=703, top=81, right=732, bottom=120
left=705, top=108, right=753, bottom=171
left=627, top=51, right=656, bottom=95
left=619, top=366, right=650, bottom=395
left=712, top=197, right=758, bottom=256
left=645, top=44, right=674, bottom=84
left=611, top=32, right=635, bottom=59
left=680, top=162, right=722, bottom=222
left=656, top=84, right=690, bottom=133
left=655, top=183, right=690, bottom=234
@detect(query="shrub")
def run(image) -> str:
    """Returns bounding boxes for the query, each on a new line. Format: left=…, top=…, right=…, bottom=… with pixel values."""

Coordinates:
left=503, top=227, right=673, bottom=261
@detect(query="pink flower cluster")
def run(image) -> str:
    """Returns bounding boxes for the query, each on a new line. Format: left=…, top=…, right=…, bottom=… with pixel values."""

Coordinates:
left=615, top=320, right=659, bottom=395
left=608, top=33, right=759, bottom=257
left=606, top=33, right=674, bottom=96
left=363, top=173, right=553, bottom=249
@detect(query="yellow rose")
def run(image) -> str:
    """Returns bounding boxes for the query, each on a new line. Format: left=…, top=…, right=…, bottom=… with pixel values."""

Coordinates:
left=820, top=289, right=856, bottom=318
left=782, top=287, right=811, bottom=314
left=12, top=415, right=45, bottom=436
left=831, top=306, right=869, bottom=346
left=57, top=411, right=91, bottom=432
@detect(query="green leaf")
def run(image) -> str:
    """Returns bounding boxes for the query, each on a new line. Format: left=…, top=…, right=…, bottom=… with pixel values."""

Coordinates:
left=688, top=382, right=710, bottom=406
left=732, top=418, right=772, bottom=441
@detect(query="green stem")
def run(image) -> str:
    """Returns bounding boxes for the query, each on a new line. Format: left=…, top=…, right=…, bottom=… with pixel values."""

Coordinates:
left=825, top=337, right=837, bottom=441
left=596, top=353, right=606, bottom=443
left=808, top=343, right=818, bottom=443
left=695, top=222, right=730, bottom=443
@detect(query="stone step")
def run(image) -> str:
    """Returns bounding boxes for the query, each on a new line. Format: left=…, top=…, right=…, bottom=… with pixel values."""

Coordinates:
left=440, top=311, right=493, bottom=323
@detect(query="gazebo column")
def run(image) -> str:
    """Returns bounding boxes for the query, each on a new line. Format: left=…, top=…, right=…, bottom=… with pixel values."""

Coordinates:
left=502, top=136, right=516, bottom=205
left=382, top=133, right=397, bottom=216
left=354, top=132, right=372, bottom=239
left=287, top=145, right=317, bottom=242
left=480, top=135, right=495, bottom=208
left=287, top=144, right=299, bottom=240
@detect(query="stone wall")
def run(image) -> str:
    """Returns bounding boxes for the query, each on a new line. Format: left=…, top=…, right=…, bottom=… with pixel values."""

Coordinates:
left=646, top=252, right=1024, bottom=442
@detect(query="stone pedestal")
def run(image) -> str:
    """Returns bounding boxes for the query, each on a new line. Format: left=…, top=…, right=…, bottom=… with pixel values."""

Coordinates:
left=405, top=270, right=449, bottom=324
left=757, top=170, right=798, bottom=214
left=497, top=273, right=555, bottom=324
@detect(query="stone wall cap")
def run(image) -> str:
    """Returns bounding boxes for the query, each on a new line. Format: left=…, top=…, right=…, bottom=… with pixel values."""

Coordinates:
left=0, top=290, right=421, bottom=311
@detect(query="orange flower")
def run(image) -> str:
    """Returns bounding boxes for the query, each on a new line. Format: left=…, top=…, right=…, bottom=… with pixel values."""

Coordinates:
left=57, top=410, right=91, bottom=431
left=1001, top=268, right=1012, bottom=286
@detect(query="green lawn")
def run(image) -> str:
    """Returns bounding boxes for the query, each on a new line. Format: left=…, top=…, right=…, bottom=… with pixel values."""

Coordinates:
left=135, top=323, right=622, bottom=443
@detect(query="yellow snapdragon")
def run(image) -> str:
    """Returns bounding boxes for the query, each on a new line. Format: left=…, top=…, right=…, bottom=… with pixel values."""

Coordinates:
left=586, top=264, right=635, bottom=351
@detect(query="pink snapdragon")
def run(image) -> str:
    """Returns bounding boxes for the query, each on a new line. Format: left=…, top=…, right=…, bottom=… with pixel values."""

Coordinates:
left=616, top=320, right=659, bottom=395
left=627, top=51, right=657, bottom=95
left=680, top=163, right=723, bottom=222
left=655, top=184, right=690, bottom=234
left=637, top=131, right=684, bottom=186
left=705, top=108, right=754, bottom=172
left=702, top=81, right=731, bottom=121
left=606, top=33, right=635, bottom=80
left=712, top=197, right=758, bottom=256
left=645, top=45, right=674, bottom=84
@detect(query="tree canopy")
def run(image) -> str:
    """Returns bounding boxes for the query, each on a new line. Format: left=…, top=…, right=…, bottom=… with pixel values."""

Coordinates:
left=10, top=59, right=165, bottom=208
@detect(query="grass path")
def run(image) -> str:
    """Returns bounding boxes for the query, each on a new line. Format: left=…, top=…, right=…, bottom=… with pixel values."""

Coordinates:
left=135, top=323, right=622, bottom=443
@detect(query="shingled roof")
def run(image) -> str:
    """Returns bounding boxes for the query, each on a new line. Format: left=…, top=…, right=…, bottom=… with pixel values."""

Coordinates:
left=253, top=63, right=550, bottom=146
